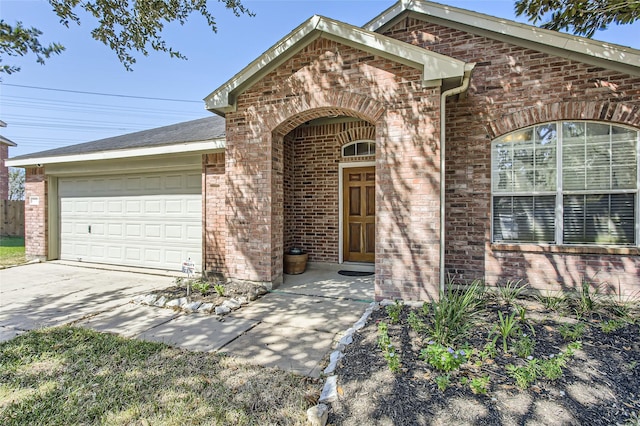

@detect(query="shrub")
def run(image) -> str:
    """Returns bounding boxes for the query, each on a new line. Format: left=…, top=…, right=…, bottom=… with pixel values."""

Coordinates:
left=426, top=279, right=485, bottom=346
left=497, top=279, right=527, bottom=306
left=191, top=280, right=210, bottom=295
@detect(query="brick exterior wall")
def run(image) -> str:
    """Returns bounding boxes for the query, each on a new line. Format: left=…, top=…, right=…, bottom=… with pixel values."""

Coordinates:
left=203, top=153, right=226, bottom=275
left=224, top=37, right=444, bottom=299
left=0, top=145, right=8, bottom=200
left=382, top=17, right=640, bottom=297
left=24, top=167, right=47, bottom=260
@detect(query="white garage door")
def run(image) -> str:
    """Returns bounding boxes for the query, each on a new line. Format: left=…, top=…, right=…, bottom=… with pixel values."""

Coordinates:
left=59, top=171, right=202, bottom=270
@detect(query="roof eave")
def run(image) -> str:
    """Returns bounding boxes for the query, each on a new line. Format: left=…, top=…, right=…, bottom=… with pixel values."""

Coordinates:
left=204, top=14, right=468, bottom=115
left=6, top=138, right=226, bottom=168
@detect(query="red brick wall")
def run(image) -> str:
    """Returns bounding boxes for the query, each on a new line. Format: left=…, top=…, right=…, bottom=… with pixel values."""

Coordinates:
left=383, top=17, right=640, bottom=297
left=24, top=167, right=47, bottom=260
left=203, top=153, right=226, bottom=275
left=224, top=37, right=444, bottom=299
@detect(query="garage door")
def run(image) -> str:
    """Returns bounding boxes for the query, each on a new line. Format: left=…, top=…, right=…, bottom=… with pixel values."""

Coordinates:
left=59, top=171, right=202, bottom=270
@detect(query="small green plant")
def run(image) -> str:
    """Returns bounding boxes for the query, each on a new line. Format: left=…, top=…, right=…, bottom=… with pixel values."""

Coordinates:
left=213, top=284, right=225, bottom=296
left=497, top=279, right=527, bottom=305
left=539, top=355, right=565, bottom=380
left=506, top=358, right=539, bottom=389
left=575, top=277, right=600, bottom=316
left=386, top=300, right=403, bottom=324
left=407, top=311, right=428, bottom=333
left=434, top=374, right=451, bottom=392
left=493, top=311, right=520, bottom=352
left=191, top=280, right=210, bottom=295
left=420, top=342, right=468, bottom=372
left=558, top=322, right=586, bottom=341
left=469, top=375, right=491, bottom=395
left=478, top=340, right=497, bottom=362
left=513, top=333, right=535, bottom=358
left=378, top=322, right=401, bottom=373
left=601, top=318, right=627, bottom=333
left=426, top=279, right=485, bottom=346
left=536, top=292, right=567, bottom=311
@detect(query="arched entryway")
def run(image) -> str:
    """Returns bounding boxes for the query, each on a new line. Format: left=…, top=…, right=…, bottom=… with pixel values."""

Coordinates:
left=271, top=106, right=379, bottom=283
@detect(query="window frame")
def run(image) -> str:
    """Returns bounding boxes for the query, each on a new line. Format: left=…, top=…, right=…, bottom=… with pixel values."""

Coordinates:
left=342, top=140, right=376, bottom=158
left=490, top=120, right=640, bottom=247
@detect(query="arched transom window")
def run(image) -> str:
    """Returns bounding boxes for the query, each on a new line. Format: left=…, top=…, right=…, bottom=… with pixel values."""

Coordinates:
left=342, top=140, right=375, bottom=157
left=491, top=121, right=639, bottom=246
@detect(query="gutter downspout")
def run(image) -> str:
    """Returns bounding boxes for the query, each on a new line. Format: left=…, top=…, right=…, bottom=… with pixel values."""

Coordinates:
left=439, top=63, right=476, bottom=294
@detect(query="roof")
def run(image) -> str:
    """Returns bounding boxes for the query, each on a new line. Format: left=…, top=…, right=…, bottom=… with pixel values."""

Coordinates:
left=365, top=0, right=640, bottom=76
left=0, top=135, right=17, bottom=147
left=204, top=14, right=470, bottom=115
left=7, top=116, right=225, bottom=167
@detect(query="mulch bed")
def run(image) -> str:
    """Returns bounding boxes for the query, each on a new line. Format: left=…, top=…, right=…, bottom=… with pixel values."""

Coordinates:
left=329, top=300, right=640, bottom=426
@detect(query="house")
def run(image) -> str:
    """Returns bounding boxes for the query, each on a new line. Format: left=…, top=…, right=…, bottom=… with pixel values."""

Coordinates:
left=1, top=120, right=17, bottom=200
left=7, top=1, right=640, bottom=300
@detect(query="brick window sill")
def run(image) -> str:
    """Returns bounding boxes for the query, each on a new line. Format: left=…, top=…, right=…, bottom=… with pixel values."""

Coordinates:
left=491, top=243, right=640, bottom=256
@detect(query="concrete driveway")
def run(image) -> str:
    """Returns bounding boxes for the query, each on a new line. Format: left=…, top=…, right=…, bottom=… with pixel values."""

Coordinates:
left=0, top=261, right=373, bottom=377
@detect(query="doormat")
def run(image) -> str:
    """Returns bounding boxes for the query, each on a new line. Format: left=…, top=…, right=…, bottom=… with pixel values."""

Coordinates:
left=338, top=270, right=374, bottom=277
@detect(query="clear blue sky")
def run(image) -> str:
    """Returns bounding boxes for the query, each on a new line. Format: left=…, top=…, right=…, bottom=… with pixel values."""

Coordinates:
left=1, top=0, right=639, bottom=158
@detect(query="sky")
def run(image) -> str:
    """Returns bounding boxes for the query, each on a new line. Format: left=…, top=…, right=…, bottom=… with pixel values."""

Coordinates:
left=1, top=0, right=639, bottom=159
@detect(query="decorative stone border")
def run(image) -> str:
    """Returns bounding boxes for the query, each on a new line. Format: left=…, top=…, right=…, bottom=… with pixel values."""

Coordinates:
left=130, top=293, right=250, bottom=315
left=306, top=300, right=380, bottom=426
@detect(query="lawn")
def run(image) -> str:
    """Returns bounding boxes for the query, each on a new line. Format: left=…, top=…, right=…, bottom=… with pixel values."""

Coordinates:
left=0, top=327, right=317, bottom=425
left=0, top=236, right=25, bottom=267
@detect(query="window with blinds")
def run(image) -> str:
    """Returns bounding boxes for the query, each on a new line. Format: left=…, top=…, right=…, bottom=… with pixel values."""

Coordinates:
left=491, top=121, right=638, bottom=246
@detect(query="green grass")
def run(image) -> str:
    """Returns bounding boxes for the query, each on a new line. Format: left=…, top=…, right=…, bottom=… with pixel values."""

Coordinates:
left=0, top=237, right=25, bottom=267
left=0, top=327, right=313, bottom=425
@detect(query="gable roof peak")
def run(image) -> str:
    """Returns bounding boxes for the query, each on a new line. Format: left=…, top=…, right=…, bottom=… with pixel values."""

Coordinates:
left=204, top=14, right=470, bottom=116
left=365, top=0, right=640, bottom=76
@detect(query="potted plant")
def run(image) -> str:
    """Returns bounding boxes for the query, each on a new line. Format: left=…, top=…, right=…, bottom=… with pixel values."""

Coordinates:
left=284, top=247, right=308, bottom=274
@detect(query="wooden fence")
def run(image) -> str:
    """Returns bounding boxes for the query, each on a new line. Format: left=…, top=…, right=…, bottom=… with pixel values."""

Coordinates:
left=1, top=200, right=24, bottom=237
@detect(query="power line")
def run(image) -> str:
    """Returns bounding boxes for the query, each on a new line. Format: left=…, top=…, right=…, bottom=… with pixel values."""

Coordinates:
left=1, top=83, right=202, bottom=103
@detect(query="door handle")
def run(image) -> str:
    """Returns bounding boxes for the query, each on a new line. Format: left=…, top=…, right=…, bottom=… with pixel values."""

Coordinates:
left=88, top=225, right=92, bottom=234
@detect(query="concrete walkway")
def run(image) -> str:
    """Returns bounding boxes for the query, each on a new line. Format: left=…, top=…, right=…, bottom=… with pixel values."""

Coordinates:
left=0, top=261, right=373, bottom=377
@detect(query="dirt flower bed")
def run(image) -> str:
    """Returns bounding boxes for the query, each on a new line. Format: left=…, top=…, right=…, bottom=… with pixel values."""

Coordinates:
left=149, top=278, right=268, bottom=306
left=329, top=284, right=640, bottom=426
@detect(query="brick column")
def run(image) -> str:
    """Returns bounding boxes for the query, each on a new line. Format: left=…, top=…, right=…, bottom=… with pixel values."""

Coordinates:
left=203, top=153, right=227, bottom=276
left=24, top=167, right=47, bottom=260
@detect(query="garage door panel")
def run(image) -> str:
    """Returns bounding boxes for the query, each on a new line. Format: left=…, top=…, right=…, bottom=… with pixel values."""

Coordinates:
left=59, top=171, right=202, bottom=270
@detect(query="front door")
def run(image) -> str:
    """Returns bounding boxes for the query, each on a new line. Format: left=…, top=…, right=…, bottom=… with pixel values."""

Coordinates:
left=343, top=166, right=375, bottom=262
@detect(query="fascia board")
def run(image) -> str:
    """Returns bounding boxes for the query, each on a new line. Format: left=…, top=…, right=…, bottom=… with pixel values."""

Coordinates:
left=366, top=1, right=640, bottom=75
left=6, top=138, right=225, bottom=168
left=204, top=14, right=467, bottom=114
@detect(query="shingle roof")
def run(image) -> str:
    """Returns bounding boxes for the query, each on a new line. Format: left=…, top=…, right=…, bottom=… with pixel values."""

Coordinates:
left=9, top=115, right=225, bottom=161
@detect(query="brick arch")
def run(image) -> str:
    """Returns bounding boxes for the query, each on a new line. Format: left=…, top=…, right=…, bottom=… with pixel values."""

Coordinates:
left=336, top=126, right=376, bottom=146
left=487, top=100, right=640, bottom=139
left=269, top=90, right=385, bottom=137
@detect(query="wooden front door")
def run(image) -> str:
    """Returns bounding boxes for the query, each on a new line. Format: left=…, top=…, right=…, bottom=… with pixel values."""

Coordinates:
left=343, top=166, right=375, bottom=263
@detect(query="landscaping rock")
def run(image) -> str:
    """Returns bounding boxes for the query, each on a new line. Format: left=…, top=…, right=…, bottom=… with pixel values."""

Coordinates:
left=153, top=296, right=167, bottom=307
left=319, top=376, right=338, bottom=403
left=215, top=305, right=231, bottom=315
left=307, top=404, right=328, bottom=426
left=199, top=303, right=215, bottom=313
left=181, top=301, right=202, bottom=312
left=134, top=294, right=157, bottom=305
left=222, top=299, right=241, bottom=310
left=323, top=350, right=344, bottom=375
left=166, top=297, right=188, bottom=308
left=236, top=296, right=249, bottom=305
